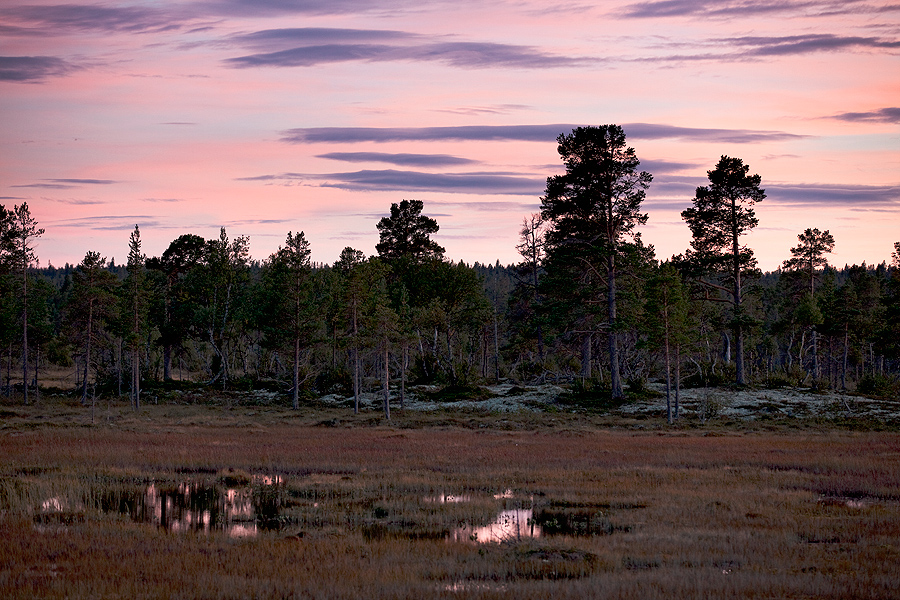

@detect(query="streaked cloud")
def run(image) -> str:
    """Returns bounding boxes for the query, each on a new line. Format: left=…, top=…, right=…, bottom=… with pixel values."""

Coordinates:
left=726, top=34, right=900, bottom=56
left=621, top=0, right=879, bottom=19
left=240, top=170, right=544, bottom=195
left=830, top=107, right=900, bottom=124
left=226, top=39, right=594, bottom=69
left=208, top=0, right=430, bottom=17
left=281, top=123, right=807, bottom=144
left=12, top=178, right=119, bottom=189
left=0, top=3, right=190, bottom=34
left=229, top=27, right=414, bottom=50
left=427, top=199, right=541, bottom=212
left=438, top=104, right=532, bottom=116
left=765, top=183, right=900, bottom=206
left=638, top=159, right=700, bottom=173
left=45, top=198, right=108, bottom=205
left=0, top=56, right=75, bottom=82
left=316, top=152, right=478, bottom=167
left=52, top=215, right=161, bottom=230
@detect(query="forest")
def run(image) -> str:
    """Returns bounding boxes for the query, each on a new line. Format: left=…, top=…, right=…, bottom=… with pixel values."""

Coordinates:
left=2, top=126, right=899, bottom=419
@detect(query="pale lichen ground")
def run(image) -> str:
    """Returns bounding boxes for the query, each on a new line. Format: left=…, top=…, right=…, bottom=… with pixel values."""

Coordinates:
left=319, top=383, right=899, bottom=423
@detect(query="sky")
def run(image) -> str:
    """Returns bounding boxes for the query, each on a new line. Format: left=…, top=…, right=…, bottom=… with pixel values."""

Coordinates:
left=1, top=0, right=898, bottom=272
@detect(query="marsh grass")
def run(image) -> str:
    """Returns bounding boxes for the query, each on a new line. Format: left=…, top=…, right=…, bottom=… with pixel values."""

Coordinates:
left=2, top=402, right=900, bottom=598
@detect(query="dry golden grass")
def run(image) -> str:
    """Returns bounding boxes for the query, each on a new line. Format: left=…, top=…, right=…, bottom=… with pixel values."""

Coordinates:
left=2, top=397, right=899, bottom=599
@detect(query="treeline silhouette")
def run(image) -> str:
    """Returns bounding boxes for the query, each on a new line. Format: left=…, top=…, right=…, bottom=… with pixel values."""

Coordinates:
left=2, top=127, right=899, bottom=417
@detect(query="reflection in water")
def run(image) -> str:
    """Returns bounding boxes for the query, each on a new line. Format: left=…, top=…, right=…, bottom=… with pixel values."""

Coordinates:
left=98, top=478, right=282, bottom=538
left=425, top=493, right=471, bottom=504
left=453, top=508, right=540, bottom=543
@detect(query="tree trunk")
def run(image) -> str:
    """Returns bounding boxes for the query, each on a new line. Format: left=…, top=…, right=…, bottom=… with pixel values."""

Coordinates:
left=82, top=300, right=93, bottom=405
left=133, top=345, right=140, bottom=410
left=841, top=322, right=849, bottom=391
left=22, top=266, right=28, bottom=405
left=731, top=195, right=746, bottom=386
left=5, top=342, right=11, bottom=398
left=163, top=344, right=172, bottom=382
left=811, top=329, right=819, bottom=383
left=664, top=329, right=672, bottom=425
left=581, top=333, right=592, bottom=381
left=163, top=277, right=172, bottom=381
left=721, top=331, right=731, bottom=364
left=608, top=255, right=623, bottom=399
left=400, top=343, right=408, bottom=410
left=674, top=343, right=681, bottom=420
left=352, top=306, right=360, bottom=414
left=382, top=340, right=390, bottom=421
left=32, top=347, right=39, bottom=403
left=292, top=336, right=300, bottom=410
left=117, top=339, right=122, bottom=398
left=494, top=310, right=500, bottom=383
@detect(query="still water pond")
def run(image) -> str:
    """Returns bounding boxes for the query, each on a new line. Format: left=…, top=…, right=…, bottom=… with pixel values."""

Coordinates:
left=41, top=482, right=619, bottom=542
left=97, top=476, right=282, bottom=538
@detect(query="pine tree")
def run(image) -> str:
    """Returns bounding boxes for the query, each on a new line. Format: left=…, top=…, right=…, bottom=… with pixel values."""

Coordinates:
left=782, top=228, right=835, bottom=380
left=681, top=156, right=765, bottom=386
left=645, top=262, right=689, bottom=424
left=124, top=225, right=147, bottom=409
left=541, top=125, right=651, bottom=399
left=8, top=203, right=44, bottom=404
left=68, top=252, right=119, bottom=408
left=265, top=231, right=314, bottom=409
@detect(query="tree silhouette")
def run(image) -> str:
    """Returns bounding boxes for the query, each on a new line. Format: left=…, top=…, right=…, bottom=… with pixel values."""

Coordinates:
left=7, top=203, right=44, bottom=404
left=645, top=262, right=689, bottom=424
left=782, top=228, right=835, bottom=380
left=124, top=225, right=147, bottom=409
left=541, top=125, right=651, bottom=399
left=263, top=231, right=315, bottom=409
left=681, top=156, right=765, bottom=386
left=68, top=251, right=119, bottom=407
left=146, top=234, right=206, bottom=381
left=376, top=200, right=445, bottom=263
left=783, top=228, right=835, bottom=296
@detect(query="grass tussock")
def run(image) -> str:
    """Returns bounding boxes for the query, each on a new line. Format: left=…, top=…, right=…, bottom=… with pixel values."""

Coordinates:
left=2, top=403, right=900, bottom=598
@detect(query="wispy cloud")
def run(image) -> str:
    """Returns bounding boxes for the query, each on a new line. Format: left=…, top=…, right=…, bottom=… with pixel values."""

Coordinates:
left=316, top=152, right=478, bottom=167
left=426, top=199, right=541, bottom=212
left=45, top=197, right=108, bottom=205
left=229, top=27, right=414, bottom=50
left=281, top=123, right=807, bottom=144
left=830, top=107, right=900, bottom=123
left=726, top=34, right=900, bottom=56
left=240, top=170, right=544, bottom=195
left=226, top=39, right=594, bottom=69
left=437, top=104, right=532, bottom=116
left=52, top=215, right=161, bottom=230
left=0, top=56, right=75, bottom=82
left=638, top=159, right=701, bottom=173
left=209, top=0, right=430, bottom=18
left=12, top=178, right=119, bottom=189
left=621, top=0, right=878, bottom=19
left=765, top=183, right=900, bottom=206
left=0, top=3, right=190, bottom=34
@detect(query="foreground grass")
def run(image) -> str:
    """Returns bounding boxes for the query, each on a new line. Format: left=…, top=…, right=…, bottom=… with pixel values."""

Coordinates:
left=1, top=398, right=899, bottom=598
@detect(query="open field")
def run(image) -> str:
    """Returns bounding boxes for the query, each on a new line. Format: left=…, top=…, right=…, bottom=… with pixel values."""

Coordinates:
left=2, top=391, right=900, bottom=599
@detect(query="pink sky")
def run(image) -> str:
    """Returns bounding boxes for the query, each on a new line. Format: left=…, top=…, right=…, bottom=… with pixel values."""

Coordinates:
left=1, top=0, right=898, bottom=271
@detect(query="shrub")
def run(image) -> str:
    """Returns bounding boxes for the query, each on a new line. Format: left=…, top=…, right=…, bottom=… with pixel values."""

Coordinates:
left=857, top=374, right=900, bottom=399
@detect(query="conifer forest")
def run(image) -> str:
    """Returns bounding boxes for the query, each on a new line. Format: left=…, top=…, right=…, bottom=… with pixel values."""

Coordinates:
left=2, top=126, right=900, bottom=415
